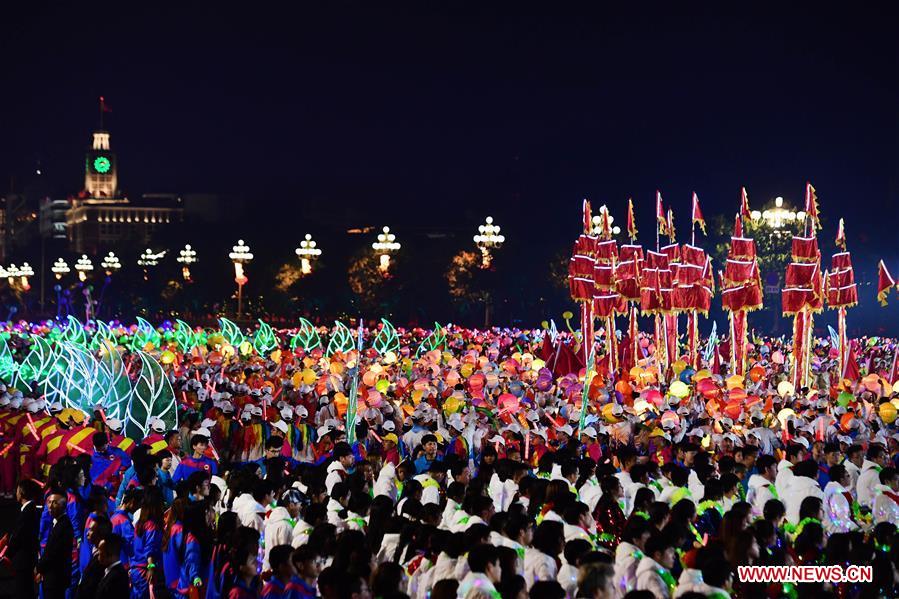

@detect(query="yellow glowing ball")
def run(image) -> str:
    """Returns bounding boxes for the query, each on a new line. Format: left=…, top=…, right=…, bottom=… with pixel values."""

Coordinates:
left=460, top=363, right=474, bottom=378
left=668, top=380, right=690, bottom=399
left=362, top=370, right=378, bottom=387
left=602, top=403, right=620, bottom=423
left=444, top=396, right=463, bottom=414
left=375, top=379, right=390, bottom=394
left=531, top=359, right=545, bottom=371
left=725, top=375, right=744, bottom=391
left=672, top=360, right=687, bottom=376
left=879, top=402, right=897, bottom=424
left=412, top=389, right=424, bottom=405
left=220, top=344, right=236, bottom=358
left=693, top=369, right=712, bottom=381
left=329, top=361, right=345, bottom=375
left=160, top=350, right=176, bottom=365
left=383, top=351, right=398, bottom=365
left=893, top=381, right=899, bottom=395
left=777, top=381, right=795, bottom=398
left=776, top=408, right=795, bottom=428
left=207, top=333, right=225, bottom=348
left=269, top=349, right=282, bottom=363
left=301, top=369, right=317, bottom=386
left=238, top=341, right=253, bottom=356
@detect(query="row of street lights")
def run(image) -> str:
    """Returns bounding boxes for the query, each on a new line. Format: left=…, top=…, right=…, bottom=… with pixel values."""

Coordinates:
left=4, top=217, right=508, bottom=318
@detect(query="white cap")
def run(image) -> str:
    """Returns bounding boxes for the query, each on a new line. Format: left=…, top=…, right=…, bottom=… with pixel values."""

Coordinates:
left=280, top=406, right=293, bottom=421
left=556, top=424, right=574, bottom=437
left=294, top=405, right=308, bottom=418
left=382, top=420, right=396, bottom=432
left=150, top=417, right=166, bottom=433
left=793, top=436, right=810, bottom=449
left=240, top=411, right=252, bottom=421
left=195, top=427, right=212, bottom=439
left=25, top=401, right=41, bottom=413
left=837, top=434, right=852, bottom=445
left=581, top=426, right=597, bottom=438
left=531, top=429, right=548, bottom=440
left=487, top=435, right=505, bottom=445
left=272, top=420, right=289, bottom=434
left=251, top=405, right=263, bottom=416
left=526, top=409, right=539, bottom=422
left=49, top=401, right=64, bottom=414
left=106, top=417, right=124, bottom=432
left=0, top=396, right=9, bottom=408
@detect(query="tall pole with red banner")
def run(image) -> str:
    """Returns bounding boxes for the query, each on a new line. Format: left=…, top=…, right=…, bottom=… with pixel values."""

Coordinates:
left=782, top=183, right=824, bottom=389
left=568, top=200, right=596, bottom=369
left=721, top=188, right=763, bottom=377
left=617, top=199, right=643, bottom=373
left=824, top=218, right=858, bottom=377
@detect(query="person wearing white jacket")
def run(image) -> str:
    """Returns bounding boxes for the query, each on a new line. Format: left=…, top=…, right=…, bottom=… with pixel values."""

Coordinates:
left=746, top=455, right=779, bottom=518
left=783, top=460, right=824, bottom=524
left=634, top=534, right=677, bottom=599
left=872, top=467, right=899, bottom=525
left=856, top=446, right=889, bottom=509
left=523, top=520, right=564, bottom=590
left=822, top=465, right=859, bottom=534
left=325, top=443, right=354, bottom=495
left=234, top=484, right=272, bottom=534
left=775, top=444, right=807, bottom=500
left=613, top=519, right=652, bottom=598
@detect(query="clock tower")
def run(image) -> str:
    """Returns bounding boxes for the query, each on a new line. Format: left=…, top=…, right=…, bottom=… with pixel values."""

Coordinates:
left=85, top=131, right=118, bottom=198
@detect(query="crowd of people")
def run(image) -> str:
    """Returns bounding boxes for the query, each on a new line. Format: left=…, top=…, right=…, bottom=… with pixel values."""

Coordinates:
left=0, top=322, right=898, bottom=599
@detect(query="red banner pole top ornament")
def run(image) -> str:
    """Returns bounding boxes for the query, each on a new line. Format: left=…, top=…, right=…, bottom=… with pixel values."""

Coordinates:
left=835, top=217, right=846, bottom=251
left=691, top=192, right=706, bottom=236
left=877, top=260, right=897, bottom=307
left=805, top=182, right=821, bottom=232
left=740, top=186, right=751, bottom=220
left=656, top=191, right=668, bottom=240
left=627, top=198, right=638, bottom=242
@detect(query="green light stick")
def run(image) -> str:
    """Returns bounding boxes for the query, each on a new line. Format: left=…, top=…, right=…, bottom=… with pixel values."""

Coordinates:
left=345, top=321, right=364, bottom=445
left=578, top=347, right=595, bottom=435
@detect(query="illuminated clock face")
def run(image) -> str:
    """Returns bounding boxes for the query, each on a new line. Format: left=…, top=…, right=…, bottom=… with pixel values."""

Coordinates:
left=93, top=156, right=111, bottom=174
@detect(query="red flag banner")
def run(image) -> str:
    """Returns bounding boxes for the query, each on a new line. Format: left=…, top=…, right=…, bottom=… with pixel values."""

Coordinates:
left=740, top=187, right=751, bottom=219
left=805, top=182, right=821, bottom=231
left=656, top=191, right=668, bottom=237
left=691, top=192, right=706, bottom=235
left=835, top=217, right=846, bottom=250
left=877, top=260, right=896, bottom=306
left=627, top=198, right=638, bottom=241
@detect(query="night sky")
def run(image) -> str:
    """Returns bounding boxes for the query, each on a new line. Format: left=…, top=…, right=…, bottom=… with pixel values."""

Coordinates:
left=2, top=3, right=898, bottom=329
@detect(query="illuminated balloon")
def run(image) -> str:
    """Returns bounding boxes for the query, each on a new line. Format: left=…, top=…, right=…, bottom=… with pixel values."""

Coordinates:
left=602, top=403, right=620, bottom=423
left=444, top=396, right=463, bottom=414
left=880, top=402, right=897, bottom=424
left=362, top=371, right=377, bottom=387
left=644, top=389, right=664, bottom=408
left=160, top=350, right=176, bottom=365
left=238, top=340, right=253, bottom=356
left=375, top=378, right=390, bottom=394
left=485, top=373, right=500, bottom=389
left=460, top=363, right=474, bottom=378
left=862, top=374, right=881, bottom=393
left=725, top=375, right=744, bottom=391
left=693, top=369, right=712, bottom=381
left=771, top=350, right=785, bottom=365
left=672, top=360, right=687, bottom=377
left=660, top=410, right=679, bottom=429
left=748, top=365, right=765, bottom=383
left=837, top=391, right=854, bottom=407
left=329, top=361, right=344, bottom=375
left=840, top=413, right=856, bottom=432
left=498, top=393, right=519, bottom=412
left=777, top=381, right=795, bottom=398
left=668, top=380, right=689, bottom=399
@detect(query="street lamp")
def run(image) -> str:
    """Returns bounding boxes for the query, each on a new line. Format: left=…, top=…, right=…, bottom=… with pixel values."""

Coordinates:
left=473, top=216, right=506, bottom=268
left=750, top=196, right=806, bottom=230
left=52, top=258, right=71, bottom=280
left=75, top=255, right=94, bottom=282
left=101, top=251, right=121, bottom=275
left=372, top=226, right=400, bottom=274
left=177, top=244, right=198, bottom=281
left=591, top=205, right=621, bottom=237
left=229, top=239, right=253, bottom=319
left=295, top=234, right=322, bottom=275
left=137, top=249, right=166, bottom=281
left=17, top=263, right=33, bottom=291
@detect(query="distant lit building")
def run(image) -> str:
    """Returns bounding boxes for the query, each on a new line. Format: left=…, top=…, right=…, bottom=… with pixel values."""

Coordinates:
left=67, top=129, right=183, bottom=253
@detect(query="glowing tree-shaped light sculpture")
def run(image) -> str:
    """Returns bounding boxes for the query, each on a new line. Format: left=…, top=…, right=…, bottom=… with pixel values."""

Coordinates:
left=295, top=234, right=322, bottom=275
left=101, top=252, right=121, bottom=276
left=372, top=226, right=400, bottom=275
left=75, top=255, right=94, bottom=282
left=52, top=258, right=71, bottom=280
left=177, top=244, right=198, bottom=281
left=474, top=216, right=505, bottom=268
left=229, top=239, right=253, bottom=319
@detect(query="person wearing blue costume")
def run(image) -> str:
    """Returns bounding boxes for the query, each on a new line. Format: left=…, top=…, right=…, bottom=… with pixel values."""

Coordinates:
left=173, top=434, right=218, bottom=483
left=177, top=500, right=215, bottom=597
left=414, top=433, right=443, bottom=474
left=129, top=487, right=165, bottom=599
left=89, top=432, right=131, bottom=494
